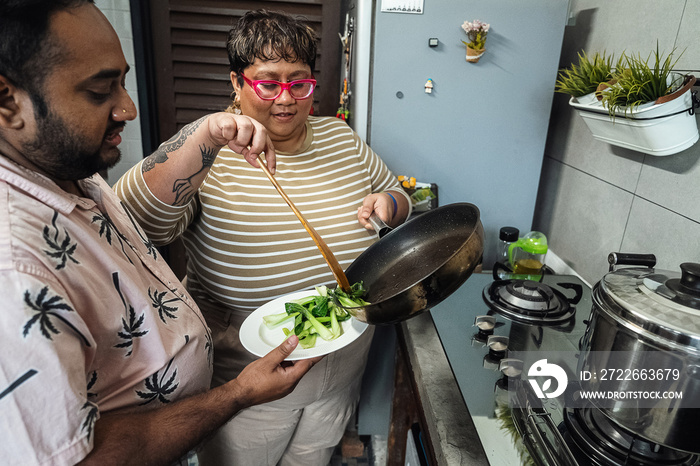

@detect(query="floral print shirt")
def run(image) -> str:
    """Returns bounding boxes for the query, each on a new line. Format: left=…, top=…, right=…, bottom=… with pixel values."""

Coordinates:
left=0, top=156, right=213, bottom=465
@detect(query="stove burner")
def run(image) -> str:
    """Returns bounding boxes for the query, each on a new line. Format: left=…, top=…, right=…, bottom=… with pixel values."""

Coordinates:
left=564, top=406, right=700, bottom=466
left=483, top=279, right=579, bottom=325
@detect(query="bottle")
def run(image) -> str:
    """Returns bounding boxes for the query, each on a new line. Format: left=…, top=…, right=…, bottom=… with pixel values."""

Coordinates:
left=509, top=231, right=548, bottom=280
left=498, top=226, right=520, bottom=268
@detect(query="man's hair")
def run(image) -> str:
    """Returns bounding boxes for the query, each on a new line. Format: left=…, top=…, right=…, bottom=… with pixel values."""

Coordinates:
left=0, top=0, right=94, bottom=115
left=226, top=9, right=318, bottom=79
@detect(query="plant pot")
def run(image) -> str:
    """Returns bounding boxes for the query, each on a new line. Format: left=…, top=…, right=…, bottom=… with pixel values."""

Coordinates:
left=569, top=74, right=699, bottom=156
left=466, top=46, right=485, bottom=63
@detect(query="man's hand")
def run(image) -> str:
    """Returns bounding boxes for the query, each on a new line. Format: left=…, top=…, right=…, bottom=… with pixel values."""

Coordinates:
left=231, top=335, right=322, bottom=408
left=207, top=112, right=276, bottom=174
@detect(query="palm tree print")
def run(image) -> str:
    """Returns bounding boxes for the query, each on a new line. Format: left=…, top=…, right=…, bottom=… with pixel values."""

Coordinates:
left=43, top=211, right=79, bottom=270
left=86, top=371, right=98, bottom=399
left=0, top=369, right=37, bottom=401
left=91, top=211, right=134, bottom=264
left=148, top=287, right=180, bottom=323
left=120, top=202, right=159, bottom=260
left=112, top=272, right=148, bottom=356
left=23, top=286, right=90, bottom=347
left=115, top=309, right=148, bottom=356
left=205, top=332, right=213, bottom=366
left=80, top=401, right=99, bottom=442
left=135, top=358, right=179, bottom=405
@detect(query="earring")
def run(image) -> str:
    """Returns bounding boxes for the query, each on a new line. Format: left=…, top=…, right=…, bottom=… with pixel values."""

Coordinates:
left=230, top=96, right=242, bottom=115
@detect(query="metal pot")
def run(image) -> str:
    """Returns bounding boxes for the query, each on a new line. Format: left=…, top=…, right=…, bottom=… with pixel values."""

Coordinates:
left=578, top=253, right=700, bottom=453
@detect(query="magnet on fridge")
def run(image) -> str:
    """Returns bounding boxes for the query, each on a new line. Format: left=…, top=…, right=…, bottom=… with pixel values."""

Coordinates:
left=428, top=38, right=439, bottom=47
left=424, top=78, right=434, bottom=94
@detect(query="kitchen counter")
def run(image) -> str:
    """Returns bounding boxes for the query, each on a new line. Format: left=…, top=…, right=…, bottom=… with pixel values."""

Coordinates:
left=394, top=311, right=489, bottom=465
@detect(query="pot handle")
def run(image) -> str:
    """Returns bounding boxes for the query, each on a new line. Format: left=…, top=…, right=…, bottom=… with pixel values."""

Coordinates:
left=608, top=252, right=656, bottom=271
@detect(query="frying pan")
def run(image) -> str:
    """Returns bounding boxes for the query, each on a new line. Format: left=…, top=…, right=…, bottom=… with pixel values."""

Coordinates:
left=340, top=202, right=484, bottom=325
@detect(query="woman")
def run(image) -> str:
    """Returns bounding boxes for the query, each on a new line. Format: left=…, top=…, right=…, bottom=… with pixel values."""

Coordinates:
left=115, top=9, right=410, bottom=465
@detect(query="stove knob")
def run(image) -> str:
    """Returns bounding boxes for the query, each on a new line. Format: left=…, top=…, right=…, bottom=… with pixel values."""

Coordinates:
left=499, top=358, right=523, bottom=378
left=474, top=315, right=496, bottom=332
left=473, top=315, right=496, bottom=341
left=487, top=335, right=509, bottom=357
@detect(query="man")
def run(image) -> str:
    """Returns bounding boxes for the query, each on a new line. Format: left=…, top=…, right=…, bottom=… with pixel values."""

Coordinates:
left=0, top=1, right=316, bottom=464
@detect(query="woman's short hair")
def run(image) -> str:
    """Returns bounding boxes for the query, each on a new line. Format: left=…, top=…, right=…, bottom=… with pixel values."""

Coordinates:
left=226, top=9, right=318, bottom=77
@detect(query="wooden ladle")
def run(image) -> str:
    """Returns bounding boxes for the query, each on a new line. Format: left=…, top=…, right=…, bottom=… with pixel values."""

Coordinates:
left=256, top=155, right=351, bottom=292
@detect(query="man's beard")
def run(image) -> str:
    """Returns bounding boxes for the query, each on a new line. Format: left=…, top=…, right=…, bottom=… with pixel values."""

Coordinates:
left=23, top=106, right=123, bottom=181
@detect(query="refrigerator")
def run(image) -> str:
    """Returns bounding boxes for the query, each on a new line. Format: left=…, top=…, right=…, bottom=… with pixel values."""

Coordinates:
left=347, top=0, right=569, bottom=267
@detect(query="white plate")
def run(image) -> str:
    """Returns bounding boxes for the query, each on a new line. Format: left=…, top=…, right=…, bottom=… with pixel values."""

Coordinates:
left=239, top=289, right=369, bottom=361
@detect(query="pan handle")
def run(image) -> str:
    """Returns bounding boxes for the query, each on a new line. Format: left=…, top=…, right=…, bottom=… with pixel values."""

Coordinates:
left=368, top=213, right=393, bottom=238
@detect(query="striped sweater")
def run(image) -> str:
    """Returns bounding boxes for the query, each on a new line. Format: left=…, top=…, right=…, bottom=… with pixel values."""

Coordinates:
left=115, top=116, right=408, bottom=317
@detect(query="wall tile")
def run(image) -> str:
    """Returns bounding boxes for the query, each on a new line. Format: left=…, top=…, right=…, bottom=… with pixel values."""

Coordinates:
left=113, top=0, right=131, bottom=12
left=546, top=102, right=644, bottom=191
left=110, top=10, right=133, bottom=37
left=674, top=1, right=700, bottom=70
left=567, top=0, right=684, bottom=58
left=119, top=38, right=135, bottom=65
left=621, top=197, right=700, bottom=270
left=95, top=0, right=115, bottom=11
left=534, top=157, right=633, bottom=284
left=636, top=142, right=700, bottom=222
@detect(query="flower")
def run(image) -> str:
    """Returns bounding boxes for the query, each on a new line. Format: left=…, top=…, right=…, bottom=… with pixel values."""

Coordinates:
left=461, top=19, right=489, bottom=50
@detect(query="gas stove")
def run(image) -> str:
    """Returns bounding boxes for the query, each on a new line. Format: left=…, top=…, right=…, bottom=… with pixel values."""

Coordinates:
left=430, top=272, right=700, bottom=466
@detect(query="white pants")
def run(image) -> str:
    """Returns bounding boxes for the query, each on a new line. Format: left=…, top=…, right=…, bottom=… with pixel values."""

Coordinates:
left=197, top=308, right=375, bottom=466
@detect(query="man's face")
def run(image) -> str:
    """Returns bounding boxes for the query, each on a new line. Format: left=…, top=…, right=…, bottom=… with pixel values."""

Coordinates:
left=18, top=4, right=136, bottom=181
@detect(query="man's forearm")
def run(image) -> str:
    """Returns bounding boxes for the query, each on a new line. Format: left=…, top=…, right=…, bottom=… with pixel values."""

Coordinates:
left=79, top=380, right=247, bottom=466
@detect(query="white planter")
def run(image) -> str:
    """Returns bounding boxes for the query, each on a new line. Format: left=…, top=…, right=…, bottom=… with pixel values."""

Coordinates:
left=568, top=76, right=699, bottom=156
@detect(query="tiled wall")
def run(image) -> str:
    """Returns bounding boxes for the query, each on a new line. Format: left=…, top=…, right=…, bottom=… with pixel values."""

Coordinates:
left=534, top=0, right=700, bottom=284
left=95, top=0, right=144, bottom=183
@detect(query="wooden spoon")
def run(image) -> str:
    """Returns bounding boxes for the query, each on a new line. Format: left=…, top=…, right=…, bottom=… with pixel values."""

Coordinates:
left=256, top=154, right=351, bottom=292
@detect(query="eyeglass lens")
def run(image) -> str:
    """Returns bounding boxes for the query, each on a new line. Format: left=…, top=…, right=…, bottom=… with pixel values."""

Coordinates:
left=255, top=81, right=314, bottom=100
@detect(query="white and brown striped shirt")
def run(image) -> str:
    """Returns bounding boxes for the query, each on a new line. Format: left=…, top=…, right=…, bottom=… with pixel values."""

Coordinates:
left=115, top=116, right=408, bottom=317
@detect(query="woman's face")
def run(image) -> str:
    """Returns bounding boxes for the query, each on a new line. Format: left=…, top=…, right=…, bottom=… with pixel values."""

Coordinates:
left=231, top=58, right=314, bottom=152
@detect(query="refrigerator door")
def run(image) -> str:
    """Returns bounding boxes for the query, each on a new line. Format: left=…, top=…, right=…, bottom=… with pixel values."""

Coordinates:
left=366, top=0, right=568, bottom=267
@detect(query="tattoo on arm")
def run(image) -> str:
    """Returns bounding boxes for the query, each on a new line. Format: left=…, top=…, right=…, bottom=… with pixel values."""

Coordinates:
left=171, top=144, right=218, bottom=206
left=141, top=116, right=208, bottom=173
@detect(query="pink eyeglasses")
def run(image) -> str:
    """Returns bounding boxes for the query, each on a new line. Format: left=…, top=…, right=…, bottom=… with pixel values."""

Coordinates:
left=240, top=73, right=317, bottom=101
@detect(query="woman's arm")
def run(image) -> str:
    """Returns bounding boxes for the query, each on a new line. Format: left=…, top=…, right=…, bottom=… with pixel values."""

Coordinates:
left=114, top=112, right=276, bottom=244
left=140, top=112, right=276, bottom=207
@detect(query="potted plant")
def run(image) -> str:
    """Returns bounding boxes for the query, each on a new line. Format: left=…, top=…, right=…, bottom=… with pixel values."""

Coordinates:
left=461, top=19, right=489, bottom=63
left=556, top=46, right=699, bottom=156
left=555, top=50, right=618, bottom=103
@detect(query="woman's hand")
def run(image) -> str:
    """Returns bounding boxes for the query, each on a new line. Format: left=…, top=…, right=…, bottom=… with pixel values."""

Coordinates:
left=207, top=112, right=277, bottom=174
left=357, top=192, right=395, bottom=230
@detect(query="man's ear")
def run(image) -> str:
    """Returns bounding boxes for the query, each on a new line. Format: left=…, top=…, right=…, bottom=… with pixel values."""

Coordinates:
left=0, top=76, right=25, bottom=130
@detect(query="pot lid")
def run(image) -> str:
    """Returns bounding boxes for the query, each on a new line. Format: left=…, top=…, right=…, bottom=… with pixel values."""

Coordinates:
left=596, top=263, right=700, bottom=345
